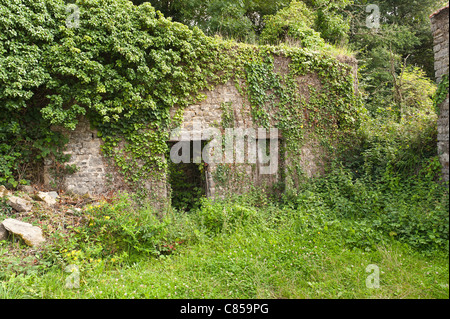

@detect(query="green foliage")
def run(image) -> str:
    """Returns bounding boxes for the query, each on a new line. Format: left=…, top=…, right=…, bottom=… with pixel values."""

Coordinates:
left=349, top=0, right=444, bottom=114
left=204, top=0, right=256, bottom=42
left=212, top=164, right=232, bottom=186
left=83, top=196, right=170, bottom=256
left=138, top=0, right=352, bottom=46
left=433, top=74, right=449, bottom=115
left=0, top=197, right=13, bottom=216
left=259, top=1, right=322, bottom=47
left=168, top=162, right=206, bottom=212
left=345, top=101, right=438, bottom=181
left=354, top=26, right=420, bottom=114
left=240, top=47, right=361, bottom=189
left=310, top=165, right=449, bottom=252
left=0, top=0, right=448, bottom=300
left=400, top=67, right=437, bottom=114
left=0, top=107, right=71, bottom=188
left=136, top=0, right=292, bottom=42
left=312, top=0, right=351, bottom=45
left=350, top=0, right=444, bottom=76
left=50, top=193, right=200, bottom=261
left=244, top=56, right=282, bottom=127
left=259, top=0, right=351, bottom=47
left=1, top=168, right=448, bottom=298
left=0, top=0, right=219, bottom=189
left=192, top=199, right=258, bottom=235
left=220, top=101, right=235, bottom=128
left=0, top=0, right=360, bottom=196
left=331, top=70, right=447, bottom=254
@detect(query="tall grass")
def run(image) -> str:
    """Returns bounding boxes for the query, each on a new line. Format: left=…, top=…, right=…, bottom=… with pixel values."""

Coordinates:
left=1, top=93, right=448, bottom=299
left=1, top=175, right=448, bottom=299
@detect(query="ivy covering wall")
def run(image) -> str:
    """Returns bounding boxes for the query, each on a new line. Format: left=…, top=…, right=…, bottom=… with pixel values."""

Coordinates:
left=0, top=0, right=362, bottom=200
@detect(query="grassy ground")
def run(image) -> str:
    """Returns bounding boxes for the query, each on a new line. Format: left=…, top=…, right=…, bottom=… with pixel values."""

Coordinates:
left=1, top=164, right=448, bottom=300
left=1, top=206, right=448, bottom=299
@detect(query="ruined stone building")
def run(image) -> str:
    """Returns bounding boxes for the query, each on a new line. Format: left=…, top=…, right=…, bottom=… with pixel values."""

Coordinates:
left=43, top=48, right=359, bottom=208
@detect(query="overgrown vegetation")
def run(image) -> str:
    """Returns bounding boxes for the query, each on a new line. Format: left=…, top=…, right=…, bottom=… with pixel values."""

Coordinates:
left=168, top=161, right=206, bottom=212
left=0, top=166, right=448, bottom=298
left=0, top=0, right=448, bottom=299
left=0, top=0, right=359, bottom=197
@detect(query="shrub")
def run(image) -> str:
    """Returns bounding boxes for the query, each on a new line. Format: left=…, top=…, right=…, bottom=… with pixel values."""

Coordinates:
left=193, top=198, right=258, bottom=235
left=259, top=0, right=325, bottom=48
left=41, top=192, right=198, bottom=263
left=343, top=103, right=438, bottom=181
left=304, top=164, right=449, bottom=253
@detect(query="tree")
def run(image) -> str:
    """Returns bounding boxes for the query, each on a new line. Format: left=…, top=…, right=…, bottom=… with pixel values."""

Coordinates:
left=134, top=0, right=354, bottom=44
left=131, top=0, right=292, bottom=42
left=0, top=0, right=229, bottom=186
left=347, top=0, right=446, bottom=114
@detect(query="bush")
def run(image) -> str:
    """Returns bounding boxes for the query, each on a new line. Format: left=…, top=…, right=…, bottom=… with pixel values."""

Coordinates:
left=259, top=0, right=325, bottom=48
left=193, top=198, right=258, bottom=235
left=0, top=0, right=230, bottom=188
left=306, top=164, right=449, bottom=253
left=37, top=192, right=201, bottom=267
left=343, top=103, right=438, bottom=181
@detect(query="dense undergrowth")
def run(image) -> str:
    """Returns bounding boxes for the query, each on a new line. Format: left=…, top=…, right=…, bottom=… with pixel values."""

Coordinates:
left=1, top=73, right=449, bottom=298
left=0, top=0, right=448, bottom=299
left=0, top=148, right=448, bottom=298
left=0, top=176, right=448, bottom=298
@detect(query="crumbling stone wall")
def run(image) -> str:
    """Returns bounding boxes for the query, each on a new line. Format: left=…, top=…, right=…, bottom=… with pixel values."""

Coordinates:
left=44, top=54, right=358, bottom=202
left=431, top=5, right=449, bottom=183
left=46, top=77, right=328, bottom=198
left=169, top=81, right=255, bottom=199
left=168, top=64, right=333, bottom=199
left=44, top=116, right=108, bottom=195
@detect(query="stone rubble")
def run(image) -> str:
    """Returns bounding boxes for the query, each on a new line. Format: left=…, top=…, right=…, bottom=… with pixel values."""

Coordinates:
left=34, top=191, right=58, bottom=206
left=1, top=218, right=45, bottom=247
left=0, top=223, right=8, bottom=241
left=6, top=196, right=33, bottom=212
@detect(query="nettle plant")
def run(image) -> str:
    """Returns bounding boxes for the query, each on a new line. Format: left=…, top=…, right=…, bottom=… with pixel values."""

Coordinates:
left=0, top=0, right=361, bottom=196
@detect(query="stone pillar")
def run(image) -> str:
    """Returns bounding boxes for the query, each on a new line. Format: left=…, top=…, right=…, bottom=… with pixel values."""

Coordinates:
left=431, top=6, right=449, bottom=183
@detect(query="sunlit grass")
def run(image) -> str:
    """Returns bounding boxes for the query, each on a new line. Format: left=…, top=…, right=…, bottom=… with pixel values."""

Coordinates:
left=4, top=216, right=447, bottom=299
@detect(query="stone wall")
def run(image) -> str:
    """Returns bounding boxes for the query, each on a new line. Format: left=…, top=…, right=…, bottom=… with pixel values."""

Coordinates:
left=44, top=117, right=108, bottom=195
left=431, top=5, right=449, bottom=183
left=169, top=79, right=286, bottom=199
left=167, top=54, right=336, bottom=199
left=44, top=54, right=358, bottom=203
left=431, top=6, right=449, bottom=83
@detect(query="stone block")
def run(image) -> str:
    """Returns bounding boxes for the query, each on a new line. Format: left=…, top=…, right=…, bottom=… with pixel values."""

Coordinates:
left=1, top=218, right=45, bottom=247
left=33, top=191, right=57, bottom=206
left=7, top=196, right=33, bottom=212
left=0, top=224, right=8, bottom=241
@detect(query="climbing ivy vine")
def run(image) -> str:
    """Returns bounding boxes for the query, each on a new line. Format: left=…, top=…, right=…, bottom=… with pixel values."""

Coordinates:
left=0, top=0, right=362, bottom=198
left=433, top=74, right=449, bottom=115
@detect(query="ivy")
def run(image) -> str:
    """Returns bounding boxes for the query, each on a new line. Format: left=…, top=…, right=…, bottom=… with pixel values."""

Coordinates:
left=433, top=74, right=449, bottom=115
left=239, top=46, right=360, bottom=187
left=0, top=0, right=361, bottom=199
left=221, top=101, right=235, bottom=129
left=245, top=56, right=281, bottom=128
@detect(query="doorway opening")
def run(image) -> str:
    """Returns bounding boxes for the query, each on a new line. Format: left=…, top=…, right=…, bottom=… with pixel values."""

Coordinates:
left=168, top=140, right=207, bottom=212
